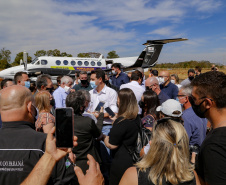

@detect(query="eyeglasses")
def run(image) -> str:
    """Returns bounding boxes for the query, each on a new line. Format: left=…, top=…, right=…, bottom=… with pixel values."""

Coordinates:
left=188, top=95, right=213, bottom=104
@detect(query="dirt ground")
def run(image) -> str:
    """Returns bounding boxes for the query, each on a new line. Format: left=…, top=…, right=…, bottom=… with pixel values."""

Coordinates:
left=144, top=68, right=226, bottom=82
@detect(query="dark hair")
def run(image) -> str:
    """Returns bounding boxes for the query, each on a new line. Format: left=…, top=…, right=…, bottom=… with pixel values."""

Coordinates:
left=14, top=71, right=28, bottom=84
left=111, top=63, right=121, bottom=70
left=151, top=70, right=158, bottom=76
left=57, top=75, right=63, bottom=85
left=36, top=74, right=52, bottom=90
left=94, top=68, right=105, bottom=82
left=66, top=91, right=86, bottom=114
left=188, top=69, right=195, bottom=74
left=191, top=71, right=226, bottom=108
left=143, top=90, right=159, bottom=116
left=90, top=70, right=96, bottom=75
left=1, top=79, right=13, bottom=89
left=195, top=66, right=202, bottom=73
left=131, top=70, right=142, bottom=81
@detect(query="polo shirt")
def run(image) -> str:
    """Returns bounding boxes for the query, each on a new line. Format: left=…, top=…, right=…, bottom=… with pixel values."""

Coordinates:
left=72, top=82, right=93, bottom=91
left=160, top=82, right=178, bottom=100
left=158, top=91, right=170, bottom=105
left=111, top=72, right=130, bottom=89
left=182, top=107, right=207, bottom=147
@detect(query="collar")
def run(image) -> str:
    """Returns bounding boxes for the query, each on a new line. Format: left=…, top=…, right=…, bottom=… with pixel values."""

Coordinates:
left=164, top=81, right=172, bottom=88
left=1, top=121, right=35, bottom=130
left=80, top=82, right=90, bottom=88
left=93, top=85, right=107, bottom=94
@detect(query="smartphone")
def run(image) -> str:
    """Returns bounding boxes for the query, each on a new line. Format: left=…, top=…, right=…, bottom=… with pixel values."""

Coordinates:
left=55, top=108, right=74, bottom=148
left=95, top=101, right=105, bottom=112
left=105, top=107, right=115, bottom=117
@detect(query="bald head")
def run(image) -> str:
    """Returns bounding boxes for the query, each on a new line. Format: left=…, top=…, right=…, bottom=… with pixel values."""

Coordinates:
left=159, top=71, right=170, bottom=78
left=145, top=77, right=159, bottom=86
left=0, top=85, right=32, bottom=111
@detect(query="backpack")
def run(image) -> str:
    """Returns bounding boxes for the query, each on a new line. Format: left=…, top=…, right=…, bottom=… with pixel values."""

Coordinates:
left=123, top=118, right=152, bottom=163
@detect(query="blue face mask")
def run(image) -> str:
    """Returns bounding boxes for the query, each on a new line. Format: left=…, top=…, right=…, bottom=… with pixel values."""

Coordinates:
left=25, top=81, right=30, bottom=88
left=90, top=81, right=97, bottom=89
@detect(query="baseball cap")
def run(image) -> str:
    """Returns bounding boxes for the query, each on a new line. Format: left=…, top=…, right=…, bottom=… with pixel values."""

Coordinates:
left=156, top=99, right=182, bottom=117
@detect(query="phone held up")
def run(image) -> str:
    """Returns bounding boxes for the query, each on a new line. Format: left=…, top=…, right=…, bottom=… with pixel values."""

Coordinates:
left=105, top=107, right=115, bottom=117
left=55, top=108, right=74, bottom=148
left=95, top=101, right=105, bottom=112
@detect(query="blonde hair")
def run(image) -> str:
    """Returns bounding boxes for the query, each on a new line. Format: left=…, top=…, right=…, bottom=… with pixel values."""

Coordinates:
left=35, top=91, right=51, bottom=112
left=117, top=88, right=138, bottom=120
left=136, top=119, right=194, bottom=185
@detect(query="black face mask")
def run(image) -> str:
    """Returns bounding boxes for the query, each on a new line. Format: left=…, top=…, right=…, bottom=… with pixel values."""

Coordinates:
left=189, top=97, right=207, bottom=118
left=189, top=76, right=194, bottom=81
left=138, top=100, right=145, bottom=109
left=81, top=80, right=88, bottom=85
left=50, top=99, right=55, bottom=107
left=105, top=80, right=109, bottom=84
left=46, top=87, right=54, bottom=94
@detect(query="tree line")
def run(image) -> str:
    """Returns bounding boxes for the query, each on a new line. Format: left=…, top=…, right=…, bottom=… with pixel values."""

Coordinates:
left=0, top=48, right=120, bottom=69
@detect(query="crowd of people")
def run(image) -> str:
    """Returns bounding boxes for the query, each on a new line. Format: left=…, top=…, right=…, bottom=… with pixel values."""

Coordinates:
left=0, top=64, right=225, bottom=185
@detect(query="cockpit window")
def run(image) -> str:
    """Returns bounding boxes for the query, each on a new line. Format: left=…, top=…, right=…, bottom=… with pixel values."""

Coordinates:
left=35, top=61, right=40, bottom=65
left=56, top=60, right=61, bottom=65
left=41, top=60, right=48, bottom=65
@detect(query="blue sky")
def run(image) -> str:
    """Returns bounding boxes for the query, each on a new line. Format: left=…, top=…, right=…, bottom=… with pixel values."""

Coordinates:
left=0, top=0, right=226, bottom=65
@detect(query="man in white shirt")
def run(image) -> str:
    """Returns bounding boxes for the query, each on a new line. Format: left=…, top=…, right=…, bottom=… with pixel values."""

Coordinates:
left=87, top=69, right=118, bottom=183
left=53, top=76, right=73, bottom=108
left=120, top=70, right=144, bottom=114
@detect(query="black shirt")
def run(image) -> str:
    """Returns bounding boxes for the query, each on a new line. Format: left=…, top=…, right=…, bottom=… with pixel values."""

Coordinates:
left=195, top=127, right=226, bottom=184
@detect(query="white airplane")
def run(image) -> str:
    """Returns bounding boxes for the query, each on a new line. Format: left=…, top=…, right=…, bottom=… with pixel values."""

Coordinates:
left=0, top=38, right=187, bottom=80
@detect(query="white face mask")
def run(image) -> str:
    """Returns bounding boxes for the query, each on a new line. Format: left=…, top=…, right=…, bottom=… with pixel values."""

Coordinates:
left=158, top=77, right=165, bottom=85
left=112, top=70, right=116, bottom=75
left=171, top=79, right=175, bottom=84
left=64, top=85, right=71, bottom=93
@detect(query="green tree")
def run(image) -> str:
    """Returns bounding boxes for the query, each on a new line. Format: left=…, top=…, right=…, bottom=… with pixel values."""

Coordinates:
left=61, top=52, right=72, bottom=57
left=34, top=50, right=47, bottom=57
left=107, top=51, right=119, bottom=58
left=77, top=53, right=91, bottom=57
left=12, top=52, right=32, bottom=66
left=0, top=48, right=11, bottom=69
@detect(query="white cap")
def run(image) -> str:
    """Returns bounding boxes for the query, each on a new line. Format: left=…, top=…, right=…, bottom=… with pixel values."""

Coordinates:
left=156, top=99, right=182, bottom=117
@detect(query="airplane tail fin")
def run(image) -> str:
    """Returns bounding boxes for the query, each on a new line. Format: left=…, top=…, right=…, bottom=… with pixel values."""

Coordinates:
left=130, top=38, right=188, bottom=68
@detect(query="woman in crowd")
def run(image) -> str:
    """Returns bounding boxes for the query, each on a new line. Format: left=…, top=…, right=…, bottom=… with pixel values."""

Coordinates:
left=171, top=74, right=182, bottom=89
left=120, top=118, right=197, bottom=185
left=139, top=90, right=159, bottom=131
left=66, top=91, right=104, bottom=174
left=104, top=88, right=140, bottom=185
left=35, top=90, right=55, bottom=133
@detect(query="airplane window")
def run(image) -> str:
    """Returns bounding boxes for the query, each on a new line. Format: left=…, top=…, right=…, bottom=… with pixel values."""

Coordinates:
left=91, top=61, right=95, bottom=66
left=63, top=60, right=68, bottom=65
left=41, top=60, right=48, bottom=65
left=56, top=60, right=61, bottom=65
left=78, top=61, right=82, bottom=66
left=71, top=60, right=76, bottom=65
left=84, top=61, right=89, bottom=66
left=97, top=61, right=102, bottom=66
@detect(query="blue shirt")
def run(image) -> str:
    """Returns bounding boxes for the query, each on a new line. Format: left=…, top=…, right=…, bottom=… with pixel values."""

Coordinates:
left=158, top=90, right=170, bottom=105
left=182, top=107, right=207, bottom=146
left=111, top=72, right=130, bottom=89
left=160, top=82, right=178, bottom=100
left=53, top=86, right=68, bottom=108
left=0, top=114, right=2, bottom=128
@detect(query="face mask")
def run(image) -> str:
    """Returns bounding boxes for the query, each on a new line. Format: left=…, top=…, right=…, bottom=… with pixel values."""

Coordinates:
left=46, top=87, right=54, bottom=94
left=171, top=80, right=175, bottom=84
left=189, top=76, right=194, bottom=81
left=50, top=99, right=55, bottom=107
left=112, top=70, right=116, bottom=75
left=64, top=85, right=71, bottom=93
left=158, top=77, right=165, bottom=85
left=81, top=80, right=88, bottom=85
left=105, top=80, right=109, bottom=84
left=138, top=100, right=145, bottom=109
left=90, top=81, right=97, bottom=89
left=25, top=81, right=30, bottom=88
left=189, top=97, right=207, bottom=118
